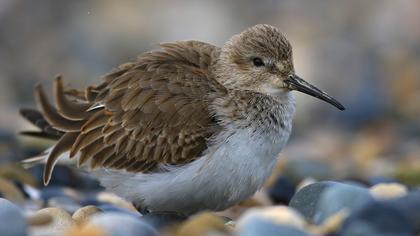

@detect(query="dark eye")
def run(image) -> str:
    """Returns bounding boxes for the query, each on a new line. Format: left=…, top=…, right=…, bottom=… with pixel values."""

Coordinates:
left=252, top=57, right=264, bottom=67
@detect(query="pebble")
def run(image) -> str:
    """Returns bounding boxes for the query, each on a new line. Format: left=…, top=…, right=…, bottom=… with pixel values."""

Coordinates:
left=237, top=206, right=306, bottom=230
left=268, top=176, right=296, bottom=205
left=72, top=205, right=103, bottom=225
left=141, top=212, right=188, bottom=231
left=289, top=181, right=335, bottom=222
left=0, top=198, right=28, bottom=236
left=96, top=192, right=137, bottom=211
left=175, top=212, right=229, bottom=236
left=30, top=207, right=76, bottom=236
left=315, top=181, right=373, bottom=224
left=388, top=190, right=420, bottom=232
left=98, top=203, right=141, bottom=218
left=0, top=177, right=26, bottom=203
left=340, top=201, right=414, bottom=236
left=86, top=212, right=158, bottom=236
left=236, top=217, right=310, bottom=236
left=369, top=183, right=408, bottom=200
left=48, top=196, right=81, bottom=214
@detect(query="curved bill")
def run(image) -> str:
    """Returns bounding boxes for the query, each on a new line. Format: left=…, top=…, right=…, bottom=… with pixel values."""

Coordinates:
left=284, top=74, right=345, bottom=111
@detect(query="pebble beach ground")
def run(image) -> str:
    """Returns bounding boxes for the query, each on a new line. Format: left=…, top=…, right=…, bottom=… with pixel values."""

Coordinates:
left=0, top=121, right=419, bottom=236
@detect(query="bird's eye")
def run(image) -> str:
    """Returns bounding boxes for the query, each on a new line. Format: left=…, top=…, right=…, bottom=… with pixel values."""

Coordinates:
left=252, top=57, right=264, bottom=67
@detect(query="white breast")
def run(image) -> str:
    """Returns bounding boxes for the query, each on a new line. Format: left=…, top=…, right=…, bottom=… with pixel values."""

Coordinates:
left=93, top=124, right=291, bottom=215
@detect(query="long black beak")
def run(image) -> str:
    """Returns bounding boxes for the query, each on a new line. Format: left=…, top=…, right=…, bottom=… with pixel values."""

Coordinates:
left=284, top=74, right=345, bottom=111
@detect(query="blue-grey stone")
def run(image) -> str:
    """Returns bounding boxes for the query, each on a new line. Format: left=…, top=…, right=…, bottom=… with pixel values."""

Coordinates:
left=48, top=196, right=81, bottom=214
left=141, top=212, right=187, bottom=230
left=88, top=212, right=158, bottom=236
left=237, top=217, right=310, bottom=236
left=268, top=176, right=296, bottom=205
left=340, top=201, right=414, bottom=236
left=388, top=191, right=420, bottom=233
left=289, top=181, right=335, bottom=222
left=0, top=198, right=27, bottom=236
left=315, top=181, right=373, bottom=224
left=98, top=204, right=141, bottom=218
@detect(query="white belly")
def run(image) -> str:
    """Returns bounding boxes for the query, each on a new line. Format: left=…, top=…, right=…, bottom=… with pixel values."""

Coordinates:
left=93, top=127, right=291, bottom=215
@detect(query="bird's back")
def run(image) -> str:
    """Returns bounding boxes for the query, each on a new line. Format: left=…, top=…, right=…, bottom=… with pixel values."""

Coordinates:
left=20, top=40, right=227, bottom=185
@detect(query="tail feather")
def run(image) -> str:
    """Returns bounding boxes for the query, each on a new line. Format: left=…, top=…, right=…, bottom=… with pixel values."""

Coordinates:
left=20, top=76, right=103, bottom=185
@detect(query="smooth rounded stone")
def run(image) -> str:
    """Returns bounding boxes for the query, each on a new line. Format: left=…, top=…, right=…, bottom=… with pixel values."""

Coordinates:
left=98, top=203, right=141, bottom=218
left=237, top=206, right=306, bottom=230
left=369, top=183, right=408, bottom=200
left=96, top=192, right=136, bottom=211
left=72, top=205, right=103, bottom=225
left=27, top=213, right=53, bottom=226
left=30, top=207, right=76, bottom=236
left=340, top=201, right=414, bottom=236
left=141, top=212, right=188, bottom=230
left=296, top=177, right=317, bottom=192
left=40, top=187, right=80, bottom=202
left=268, top=176, right=296, bottom=205
left=0, top=177, right=26, bottom=203
left=283, top=159, right=333, bottom=185
left=175, top=212, right=229, bottom=236
left=368, top=176, right=398, bottom=186
left=0, top=198, right=28, bottom=236
left=236, top=217, right=310, bottom=236
left=290, top=181, right=373, bottom=224
left=289, top=181, right=336, bottom=222
left=388, top=190, right=420, bottom=232
left=315, top=181, right=373, bottom=224
left=48, top=196, right=82, bottom=214
left=86, top=212, right=158, bottom=236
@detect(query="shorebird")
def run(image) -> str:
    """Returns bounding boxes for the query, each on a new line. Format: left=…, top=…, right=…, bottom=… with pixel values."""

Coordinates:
left=21, top=24, right=344, bottom=215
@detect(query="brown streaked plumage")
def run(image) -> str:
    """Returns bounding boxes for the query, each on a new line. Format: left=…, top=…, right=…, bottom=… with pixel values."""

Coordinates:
left=21, top=24, right=344, bottom=214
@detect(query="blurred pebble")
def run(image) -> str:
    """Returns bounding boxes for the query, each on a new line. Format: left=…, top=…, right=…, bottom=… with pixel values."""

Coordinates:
left=369, top=183, right=408, bottom=200
left=27, top=212, right=52, bottom=226
left=175, top=212, right=229, bottom=236
left=388, top=190, right=420, bottom=232
left=30, top=207, right=75, bottom=236
left=98, top=203, right=141, bottom=218
left=0, top=198, right=28, bottom=236
left=340, top=201, right=414, bottom=236
left=289, top=181, right=335, bottom=222
left=86, top=212, right=158, bottom=236
left=64, top=224, right=105, bottom=236
left=268, top=176, right=295, bottom=205
left=141, top=212, right=188, bottom=231
left=96, top=192, right=136, bottom=211
left=296, top=177, right=317, bottom=192
left=72, top=205, right=103, bottom=225
left=283, top=159, right=333, bottom=185
left=40, top=187, right=80, bottom=202
left=0, top=177, right=26, bottom=203
left=368, top=176, right=398, bottom=186
left=315, top=181, right=373, bottom=224
left=48, top=196, right=81, bottom=214
left=237, top=206, right=306, bottom=230
left=236, top=217, right=310, bottom=236
left=0, top=163, right=37, bottom=186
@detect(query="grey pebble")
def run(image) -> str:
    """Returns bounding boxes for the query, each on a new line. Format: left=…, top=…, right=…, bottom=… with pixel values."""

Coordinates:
left=236, top=217, right=310, bottom=236
left=87, top=212, right=158, bottom=236
left=0, top=198, right=27, bottom=236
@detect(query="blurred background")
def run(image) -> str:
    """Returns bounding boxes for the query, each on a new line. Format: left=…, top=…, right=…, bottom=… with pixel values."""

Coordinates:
left=0, top=0, right=419, bottom=185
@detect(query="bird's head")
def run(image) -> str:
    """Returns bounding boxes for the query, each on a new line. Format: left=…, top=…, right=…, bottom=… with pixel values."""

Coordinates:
left=217, top=24, right=345, bottom=110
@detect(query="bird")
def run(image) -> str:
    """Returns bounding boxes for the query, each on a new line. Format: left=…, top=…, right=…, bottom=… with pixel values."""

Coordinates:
left=20, top=24, right=345, bottom=215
